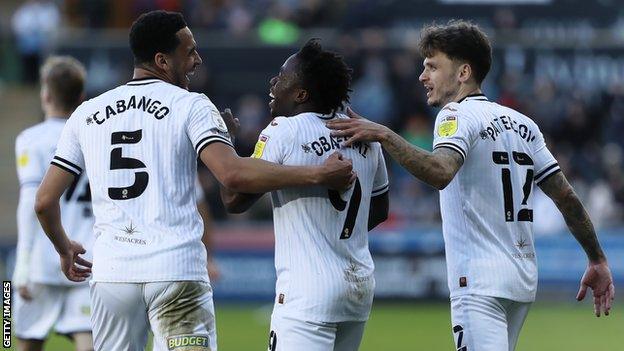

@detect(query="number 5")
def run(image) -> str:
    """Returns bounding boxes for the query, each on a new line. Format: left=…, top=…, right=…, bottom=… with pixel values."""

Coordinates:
left=108, top=130, right=149, bottom=200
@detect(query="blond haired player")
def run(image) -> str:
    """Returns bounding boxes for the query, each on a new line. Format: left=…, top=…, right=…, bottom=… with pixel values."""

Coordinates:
left=14, top=56, right=94, bottom=351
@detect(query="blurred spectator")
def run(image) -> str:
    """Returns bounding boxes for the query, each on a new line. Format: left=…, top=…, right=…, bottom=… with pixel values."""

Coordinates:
left=11, top=0, right=60, bottom=83
left=235, top=94, right=267, bottom=157
left=532, top=188, right=566, bottom=236
left=351, top=55, right=396, bottom=125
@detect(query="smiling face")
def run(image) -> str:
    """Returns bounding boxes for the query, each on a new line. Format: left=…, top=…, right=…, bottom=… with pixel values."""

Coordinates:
left=269, top=54, right=307, bottom=117
left=418, top=51, right=463, bottom=108
left=165, top=27, right=202, bottom=90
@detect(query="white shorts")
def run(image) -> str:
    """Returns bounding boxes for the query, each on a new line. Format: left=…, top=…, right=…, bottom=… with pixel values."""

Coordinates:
left=13, top=283, right=91, bottom=340
left=450, top=295, right=531, bottom=351
left=90, top=281, right=217, bottom=351
left=268, top=313, right=366, bottom=351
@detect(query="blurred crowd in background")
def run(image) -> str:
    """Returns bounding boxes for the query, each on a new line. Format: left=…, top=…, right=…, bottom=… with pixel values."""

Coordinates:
left=3, top=0, right=624, bottom=233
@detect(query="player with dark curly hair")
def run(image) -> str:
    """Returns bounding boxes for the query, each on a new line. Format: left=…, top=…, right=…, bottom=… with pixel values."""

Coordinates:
left=222, top=39, right=390, bottom=351
left=328, top=20, right=614, bottom=351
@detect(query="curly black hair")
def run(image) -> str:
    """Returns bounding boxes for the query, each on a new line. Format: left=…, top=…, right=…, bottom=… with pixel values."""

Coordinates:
left=129, top=10, right=187, bottom=66
left=295, top=39, right=353, bottom=115
left=419, top=20, right=492, bottom=85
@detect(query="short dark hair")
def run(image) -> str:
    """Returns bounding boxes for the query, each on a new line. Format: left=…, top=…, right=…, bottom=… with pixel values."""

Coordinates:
left=295, top=39, right=352, bottom=115
left=419, top=20, right=492, bottom=85
left=129, top=10, right=187, bottom=65
left=40, top=56, right=86, bottom=112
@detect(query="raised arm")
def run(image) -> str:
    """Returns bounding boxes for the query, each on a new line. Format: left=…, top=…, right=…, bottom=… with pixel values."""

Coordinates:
left=327, top=108, right=463, bottom=190
left=539, top=171, right=614, bottom=316
left=380, top=132, right=463, bottom=190
left=200, top=143, right=354, bottom=194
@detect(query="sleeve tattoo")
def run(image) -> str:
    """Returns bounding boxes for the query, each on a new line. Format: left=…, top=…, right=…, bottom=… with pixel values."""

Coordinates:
left=539, top=171, right=605, bottom=262
left=381, top=132, right=463, bottom=190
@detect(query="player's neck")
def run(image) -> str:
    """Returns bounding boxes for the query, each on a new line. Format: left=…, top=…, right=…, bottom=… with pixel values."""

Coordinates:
left=291, top=104, right=324, bottom=117
left=44, top=107, right=70, bottom=120
left=453, top=85, right=482, bottom=104
left=132, top=66, right=170, bottom=83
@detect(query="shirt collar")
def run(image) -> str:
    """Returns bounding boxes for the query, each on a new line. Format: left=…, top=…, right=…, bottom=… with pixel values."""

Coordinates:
left=457, top=93, right=489, bottom=103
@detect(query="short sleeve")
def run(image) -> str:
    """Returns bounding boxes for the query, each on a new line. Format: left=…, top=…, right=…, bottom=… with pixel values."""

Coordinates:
left=250, top=117, right=294, bottom=164
left=432, top=104, right=478, bottom=161
left=531, top=127, right=560, bottom=185
left=186, top=94, right=234, bottom=155
left=372, top=146, right=389, bottom=196
left=15, top=136, right=46, bottom=188
left=51, top=115, right=84, bottom=176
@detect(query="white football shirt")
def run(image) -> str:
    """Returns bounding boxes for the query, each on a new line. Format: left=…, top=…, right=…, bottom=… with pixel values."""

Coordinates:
left=52, top=78, right=232, bottom=283
left=433, top=94, right=560, bottom=302
left=15, top=118, right=94, bottom=285
left=252, top=112, right=389, bottom=322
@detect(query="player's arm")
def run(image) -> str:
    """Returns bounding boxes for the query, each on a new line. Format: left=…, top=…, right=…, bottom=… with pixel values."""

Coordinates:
left=14, top=186, right=38, bottom=296
left=34, top=166, right=92, bottom=282
left=220, top=189, right=263, bottom=214
left=327, top=108, right=463, bottom=190
left=200, top=143, right=354, bottom=193
left=13, top=141, right=42, bottom=297
left=368, top=192, right=389, bottom=231
left=539, top=171, right=614, bottom=316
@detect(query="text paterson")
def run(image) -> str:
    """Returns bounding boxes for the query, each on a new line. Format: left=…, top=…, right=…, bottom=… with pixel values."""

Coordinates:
left=483, top=115, right=536, bottom=143
left=89, top=96, right=170, bottom=125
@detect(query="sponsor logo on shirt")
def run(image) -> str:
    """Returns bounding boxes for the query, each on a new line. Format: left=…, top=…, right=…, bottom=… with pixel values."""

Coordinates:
left=167, top=334, right=211, bottom=350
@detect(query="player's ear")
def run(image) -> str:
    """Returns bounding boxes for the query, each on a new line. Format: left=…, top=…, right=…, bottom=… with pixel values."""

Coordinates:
left=458, top=63, right=472, bottom=83
left=154, top=52, right=169, bottom=71
left=295, top=89, right=309, bottom=104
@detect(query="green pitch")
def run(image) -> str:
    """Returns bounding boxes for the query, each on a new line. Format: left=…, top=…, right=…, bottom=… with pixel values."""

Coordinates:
left=9, top=302, right=619, bottom=350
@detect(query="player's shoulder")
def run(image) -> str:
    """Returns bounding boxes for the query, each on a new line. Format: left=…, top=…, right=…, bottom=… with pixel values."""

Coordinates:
left=287, top=111, right=337, bottom=129
left=256, top=117, right=293, bottom=144
left=436, top=102, right=466, bottom=121
left=441, top=99, right=485, bottom=116
left=16, top=119, right=63, bottom=147
left=183, top=91, right=216, bottom=106
left=500, top=103, right=539, bottom=126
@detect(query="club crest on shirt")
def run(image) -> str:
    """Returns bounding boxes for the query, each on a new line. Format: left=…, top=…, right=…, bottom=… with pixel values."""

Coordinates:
left=301, top=142, right=312, bottom=153
left=211, top=111, right=229, bottom=133
left=252, top=134, right=269, bottom=159
left=437, top=115, right=458, bottom=137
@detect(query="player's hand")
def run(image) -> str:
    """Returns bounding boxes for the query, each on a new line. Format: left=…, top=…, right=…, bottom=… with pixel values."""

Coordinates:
left=59, top=240, right=92, bottom=282
left=220, top=108, right=240, bottom=138
left=326, top=107, right=391, bottom=147
left=320, top=152, right=356, bottom=191
left=576, top=260, right=615, bottom=317
left=17, top=285, right=33, bottom=301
